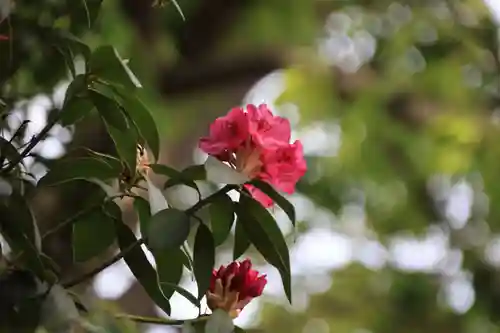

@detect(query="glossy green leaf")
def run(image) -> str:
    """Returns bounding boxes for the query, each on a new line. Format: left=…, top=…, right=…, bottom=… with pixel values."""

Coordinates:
left=89, top=46, right=142, bottom=89
left=249, top=179, right=296, bottom=226
left=114, top=90, right=160, bottom=161
left=60, top=97, right=94, bottom=126
left=147, top=208, right=191, bottom=251
left=113, top=220, right=172, bottom=315
left=102, top=118, right=138, bottom=175
left=56, top=30, right=91, bottom=61
left=0, top=137, right=20, bottom=164
left=236, top=195, right=292, bottom=303
left=0, top=193, right=46, bottom=279
left=90, top=89, right=129, bottom=131
left=164, top=164, right=206, bottom=188
left=209, top=194, right=235, bottom=246
left=149, top=164, right=200, bottom=195
left=154, top=248, right=184, bottom=298
left=133, top=196, right=151, bottom=236
left=68, top=0, right=102, bottom=31
left=161, top=281, right=200, bottom=308
left=233, top=219, right=250, bottom=260
left=72, top=206, right=115, bottom=262
left=38, top=157, right=121, bottom=187
left=194, top=223, right=215, bottom=300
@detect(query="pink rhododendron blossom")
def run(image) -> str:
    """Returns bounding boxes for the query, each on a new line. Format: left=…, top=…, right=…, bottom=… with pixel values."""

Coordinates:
left=199, top=107, right=250, bottom=158
left=246, top=104, right=291, bottom=146
left=207, top=259, right=267, bottom=318
left=262, top=140, right=307, bottom=194
left=199, top=103, right=307, bottom=206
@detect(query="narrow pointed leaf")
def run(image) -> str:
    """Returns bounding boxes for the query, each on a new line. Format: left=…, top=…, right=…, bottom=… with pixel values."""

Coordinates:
left=209, top=194, right=235, bottom=246
left=193, top=223, right=215, bottom=299
left=233, top=220, right=250, bottom=260
left=249, top=180, right=296, bottom=226
left=114, top=220, right=171, bottom=315
left=236, top=195, right=291, bottom=302
left=38, top=157, right=121, bottom=187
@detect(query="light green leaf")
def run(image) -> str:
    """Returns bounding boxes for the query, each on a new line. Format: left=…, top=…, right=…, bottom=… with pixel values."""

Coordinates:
left=209, top=194, right=235, bottom=246
left=89, top=46, right=142, bottom=89
left=114, top=90, right=160, bottom=161
left=147, top=208, right=191, bottom=251
left=90, top=89, right=130, bottom=131
left=236, top=195, right=291, bottom=303
left=194, top=223, right=215, bottom=300
left=102, top=118, right=138, bottom=175
left=38, top=157, right=121, bottom=187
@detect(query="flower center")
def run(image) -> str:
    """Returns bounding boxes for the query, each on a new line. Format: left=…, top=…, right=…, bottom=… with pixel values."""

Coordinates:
left=233, top=140, right=262, bottom=179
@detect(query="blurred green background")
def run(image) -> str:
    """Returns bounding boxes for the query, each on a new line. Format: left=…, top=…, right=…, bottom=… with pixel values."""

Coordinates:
left=5, top=0, right=500, bottom=332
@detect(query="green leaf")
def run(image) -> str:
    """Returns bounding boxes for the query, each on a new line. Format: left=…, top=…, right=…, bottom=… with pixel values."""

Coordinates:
left=62, top=74, right=87, bottom=106
left=90, top=89, right=130, bottom=131
left=236, top=195, right=291, bottom=303
left=60, top=97, right=94, bottom=126
left=164, top=164, right=206, bottom=188
left=209, top=194, right=235, bottom=246
left=249, top=180, right=296, bottom=226
left=0, top=137, right=20, bottom=164
left=149, top=164, right=200, bottom=195
left=68, top=0, right=102, bottom=31
left=38, top=157, right=121, bottom=187
left=89, top=46, right=142, bottom=89
left=114, top=90, right=160, bottom=161
left=134, top=196, right=151, bottom=236
left=0, top=193, right=46, bottom=279
left=193, top=223, right=215, bottom=300
left=102, top=118, right=138, bottom=175
left=72, top=206, right=115, bottom=262
left=56, top=30, right=91, bottom=61
left=234, top=327, right=246, bottom=333
left=147, top=208, right=191, bottom=251
left=154, top=248, right=183, bottom=298
left=113, top=220, right=172, bottom=315
left=161, top=281, right=200, bottom=308
left=233, top=219, right=250, bottom=260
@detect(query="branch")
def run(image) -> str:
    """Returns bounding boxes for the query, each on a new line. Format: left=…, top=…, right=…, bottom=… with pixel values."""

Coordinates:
left=3, top=113, right=60, bottom=173
left=115, top=313, right=210, bottom=326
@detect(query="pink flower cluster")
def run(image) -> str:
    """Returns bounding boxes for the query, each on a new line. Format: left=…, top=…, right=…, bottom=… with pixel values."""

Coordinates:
left=207, top=259, right=267, bottom=317
left=199, top=104, right=307, bottom=207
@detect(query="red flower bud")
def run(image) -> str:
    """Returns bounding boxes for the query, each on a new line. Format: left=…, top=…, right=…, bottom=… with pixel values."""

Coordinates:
left=206, top=259, right=267, bottom=318
left=0, top=35, right=8, bottom=41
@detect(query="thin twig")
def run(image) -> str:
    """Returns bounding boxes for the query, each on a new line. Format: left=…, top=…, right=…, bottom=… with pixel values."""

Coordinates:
left=3, top=114, right=60, bottom=173
left=114, top=313, right=210, bottom=326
